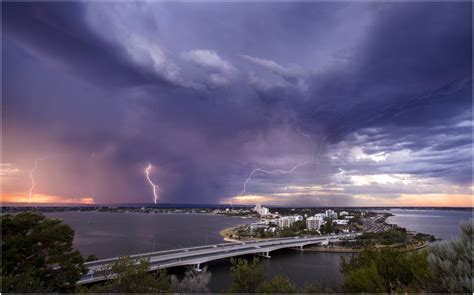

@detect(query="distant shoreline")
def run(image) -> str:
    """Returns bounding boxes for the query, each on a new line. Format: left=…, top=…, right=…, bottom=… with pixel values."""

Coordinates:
left=219, top=225, right=431, bottom=253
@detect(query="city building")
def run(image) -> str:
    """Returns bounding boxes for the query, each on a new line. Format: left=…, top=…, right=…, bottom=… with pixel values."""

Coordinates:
left=334, top=219, right=349, bottom=225
left=339, top=211, right=349, bottom=217
left=314, top=213, right=326, bottom=222
left=325, top=209, right=338, bottom=219
left=293, top=214, right=303, bottom=222
left=306, top=216, right=322, bottom=230
left=278, top=216, right=296, bottom=228
left=254, top=204, right=270, bottom=216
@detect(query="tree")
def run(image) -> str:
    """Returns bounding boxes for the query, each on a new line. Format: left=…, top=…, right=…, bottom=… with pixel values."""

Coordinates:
left=290, top=220, right=305, bottom=231
left=340, top=247, right=431, bottom=293
left=90, top=256, right=171, bottom=293
left=428, top=219, right=473, bottom=293
left=171, top=266, right=211, bottom=293
left=257, top=274, right=297, bottom=293
left=320, top=220, right=334, bottom=235
left=229, top=257, right=266, bottom=292
left=1, top=212, right=86, bottom=292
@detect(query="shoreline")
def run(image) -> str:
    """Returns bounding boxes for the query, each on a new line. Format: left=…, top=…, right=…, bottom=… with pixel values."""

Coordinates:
left=303, top=241, right=429, bottom=253
left=219, top=225, right=430, bottom=253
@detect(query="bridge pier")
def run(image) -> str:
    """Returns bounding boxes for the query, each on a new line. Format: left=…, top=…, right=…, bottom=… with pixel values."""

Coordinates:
left=256, top=251, right=271, bottom=258
left=290, top=245, right=305, bottom=251
left=192, top=263, right=202, bottom=272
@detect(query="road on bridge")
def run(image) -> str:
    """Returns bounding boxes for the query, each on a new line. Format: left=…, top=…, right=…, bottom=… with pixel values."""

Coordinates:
left=78, top=233, right=358, bottom=285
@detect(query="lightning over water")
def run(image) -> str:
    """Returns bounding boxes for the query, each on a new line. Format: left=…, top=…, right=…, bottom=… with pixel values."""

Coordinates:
left=240, top=129, right=326, bottom=196
left=89, top=153, right=96, bottom=199
left=145, top=163, right=160, bottom=204
left=28, top=155, right=66, bottom=204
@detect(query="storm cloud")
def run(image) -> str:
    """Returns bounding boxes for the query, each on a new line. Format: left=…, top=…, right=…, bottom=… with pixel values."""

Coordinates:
left=2, top=2, right=472, bottom=206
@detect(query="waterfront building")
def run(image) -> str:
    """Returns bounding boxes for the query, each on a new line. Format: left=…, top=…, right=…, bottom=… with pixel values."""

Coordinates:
left=278, top=216, right=296, bottom=228
left=254, top=204, right=270, bottom=216
left=306, top=216, right=322, bottom=230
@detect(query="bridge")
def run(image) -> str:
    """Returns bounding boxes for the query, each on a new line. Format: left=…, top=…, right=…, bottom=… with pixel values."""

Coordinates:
left=78, top=233, right=359, bottom=285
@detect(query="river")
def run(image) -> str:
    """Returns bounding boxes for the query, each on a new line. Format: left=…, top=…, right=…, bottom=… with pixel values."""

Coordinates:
left=45, top=208, right=471, bottom=291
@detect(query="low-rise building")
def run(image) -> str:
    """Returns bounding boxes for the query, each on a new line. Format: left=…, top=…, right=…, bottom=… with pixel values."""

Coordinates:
left=293, top=214, right=303, bottom=222
left=334, top=219, right=349, bottom=225
left=339, top=211, right=349, bottom=217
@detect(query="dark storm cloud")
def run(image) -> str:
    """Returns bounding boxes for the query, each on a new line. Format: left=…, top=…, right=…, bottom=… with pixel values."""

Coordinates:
left=2, top=2, right=472, bottom=205
left=2, top=2, right=173, bottom=88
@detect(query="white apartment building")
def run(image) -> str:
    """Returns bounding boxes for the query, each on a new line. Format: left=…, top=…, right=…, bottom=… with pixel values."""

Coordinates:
left=306, top=216, right=322, bottom=230
left=254, top=204, right=270, bottom=216
left=278, top=216, right=296, bottom=228
left=314, top=213, right=326, bottom=222
left=325, top=209, right=338, bottom=219
left=339, top=211, right=349, bottom=217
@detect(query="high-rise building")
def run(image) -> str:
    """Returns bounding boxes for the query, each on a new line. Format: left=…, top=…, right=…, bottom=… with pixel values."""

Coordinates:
left=278, top=216, right=296, bottom=228
left=306, top=216, right=322, bottom=230
left=325, top=209, right=338, bottom=219
left=254, top=204, right=270, bottom=216
left=314, top=213, right=326, bottom=222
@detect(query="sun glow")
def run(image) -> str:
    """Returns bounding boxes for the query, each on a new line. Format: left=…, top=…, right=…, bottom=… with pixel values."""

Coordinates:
left=2, top=193, right=95, bottom=204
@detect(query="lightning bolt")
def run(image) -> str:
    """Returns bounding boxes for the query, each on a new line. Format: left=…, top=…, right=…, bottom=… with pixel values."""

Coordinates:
left=145, top=163, right=159, bottom=204
left=89, top=153, right=96, bottom=199
left=28, top=154, right=66, bottom=204
left=240, top=129, right=328, bottom=196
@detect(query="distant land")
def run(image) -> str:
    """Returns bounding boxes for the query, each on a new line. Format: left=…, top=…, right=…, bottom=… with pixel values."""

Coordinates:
left=1, top=203, right=472, bottom=211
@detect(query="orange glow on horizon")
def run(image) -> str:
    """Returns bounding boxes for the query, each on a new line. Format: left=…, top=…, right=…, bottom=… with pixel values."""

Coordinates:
left=2, top=192, right=95, bottom=205
left=224, top=193, right=473, bottom=207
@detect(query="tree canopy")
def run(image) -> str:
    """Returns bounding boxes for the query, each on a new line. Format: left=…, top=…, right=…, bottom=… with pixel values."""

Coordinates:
left=428, top=219, right=473, bottom=293
left=229, top=257, right=266, bottom=292
left=89, top=256, right=172, bottom=293
left=340, top=247, right=431, bottom=293
left=1, top=211, right=86, bottom=292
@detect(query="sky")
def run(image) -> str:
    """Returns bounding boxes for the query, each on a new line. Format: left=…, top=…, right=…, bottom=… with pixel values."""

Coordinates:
left=2, top=2, right=473, bottom=207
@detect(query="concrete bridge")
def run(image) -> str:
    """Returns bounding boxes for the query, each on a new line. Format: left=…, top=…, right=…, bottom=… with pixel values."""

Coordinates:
left=78, top=233, right=358, bottom=285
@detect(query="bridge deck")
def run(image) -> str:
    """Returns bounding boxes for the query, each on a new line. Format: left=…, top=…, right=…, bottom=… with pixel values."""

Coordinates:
left=78, top=233, right=358, bottom=285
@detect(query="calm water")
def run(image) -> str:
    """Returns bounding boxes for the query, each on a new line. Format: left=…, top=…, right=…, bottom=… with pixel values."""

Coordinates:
left=45, top=209, right=471, bottom=291
left=44, top=212, right=254, bottom=258
left=383, top=209, right=472, bottom=240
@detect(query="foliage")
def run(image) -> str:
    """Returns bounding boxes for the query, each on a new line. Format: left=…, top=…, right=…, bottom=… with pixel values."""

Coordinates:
left=90, top=256, right=171, bottom=293
left=290, top=220, right=306, bottom=231
left=171, top=266, right=212, bottom=293
left=428, top=219, right=473, bottom=293
left=1, top=212, right=86, bottom=292
left=354, top=228, right=409, bottom=246
left=257, top=274, right=297, bottom=293
left=320, top=220, right=334, bottom=235
left=340, top=247, right=431, bottom=292
left=349, top=215, right=363, bottom=225
left=229, top=257, right=266, bottom=292
left=301, top=282, right=335, bottom=293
